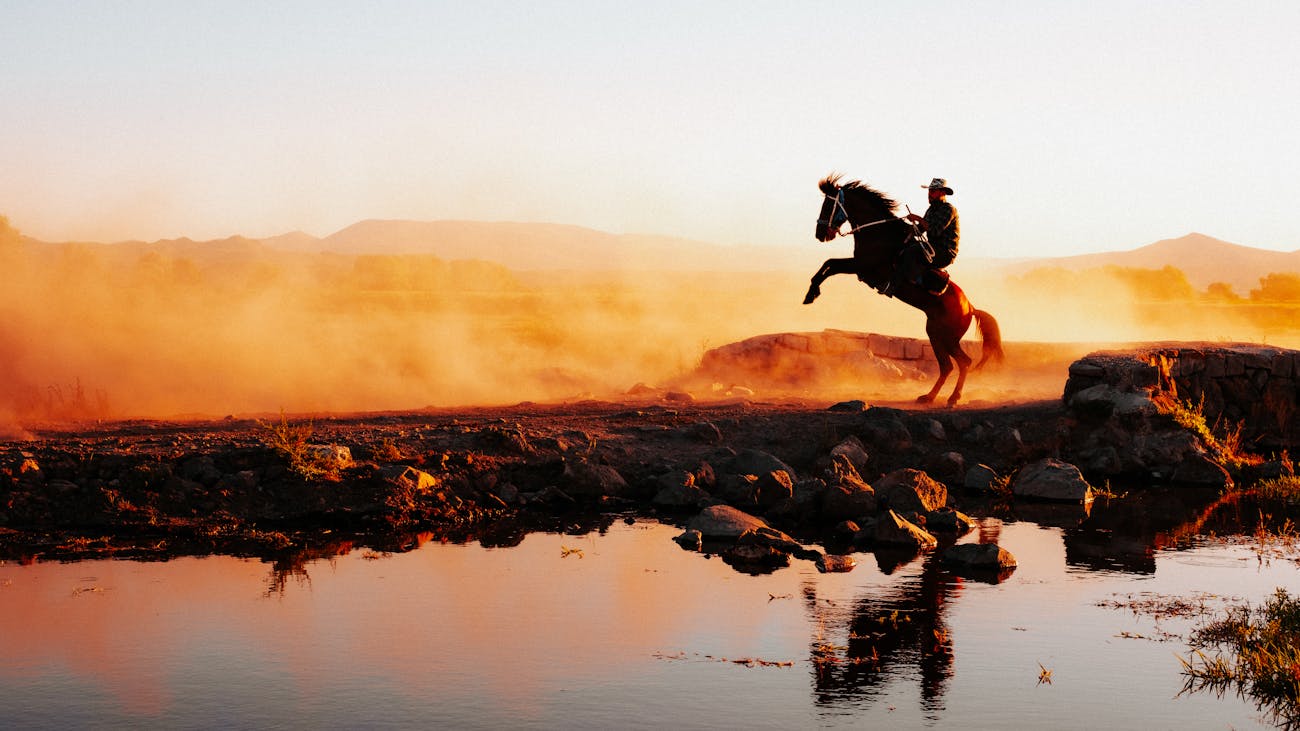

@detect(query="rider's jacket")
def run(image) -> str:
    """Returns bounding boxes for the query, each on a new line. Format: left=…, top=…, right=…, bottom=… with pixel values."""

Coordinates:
left=924, top=200, right=959, bottom=268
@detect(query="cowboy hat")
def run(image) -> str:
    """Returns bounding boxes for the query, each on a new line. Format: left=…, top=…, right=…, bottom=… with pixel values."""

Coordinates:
left=922, top=178, right=954, bottom=195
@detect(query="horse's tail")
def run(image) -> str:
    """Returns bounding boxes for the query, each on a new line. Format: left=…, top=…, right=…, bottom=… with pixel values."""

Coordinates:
left=972, top=309, right=1004, bottom=370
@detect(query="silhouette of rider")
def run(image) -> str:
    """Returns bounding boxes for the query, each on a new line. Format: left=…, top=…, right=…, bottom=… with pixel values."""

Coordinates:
left=888, top=178, right=959, bottom=296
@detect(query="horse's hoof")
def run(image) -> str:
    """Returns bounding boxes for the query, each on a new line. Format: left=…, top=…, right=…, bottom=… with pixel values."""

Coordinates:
left=916, top=394, right=935, bottom=404
left=802, top=290, right=819, bottom=305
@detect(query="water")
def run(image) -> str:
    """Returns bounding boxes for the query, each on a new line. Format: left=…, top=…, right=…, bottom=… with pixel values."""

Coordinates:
left=2, top=508, right=1298, bottom=730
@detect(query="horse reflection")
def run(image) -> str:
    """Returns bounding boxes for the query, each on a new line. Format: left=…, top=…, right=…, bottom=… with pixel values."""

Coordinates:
left=803, top=548, right=962, bottom=715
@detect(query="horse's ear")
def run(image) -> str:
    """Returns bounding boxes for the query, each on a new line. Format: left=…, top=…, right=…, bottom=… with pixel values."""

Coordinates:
left=818, top=174, right=841, bottom=196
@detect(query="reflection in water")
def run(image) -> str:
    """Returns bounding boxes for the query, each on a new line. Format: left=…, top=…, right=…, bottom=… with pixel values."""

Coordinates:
left=801, top=520, right=1011, bottom=718
left=805, top=553, right=960, bottom=720
left=2, top=493, right=1298, bottom=729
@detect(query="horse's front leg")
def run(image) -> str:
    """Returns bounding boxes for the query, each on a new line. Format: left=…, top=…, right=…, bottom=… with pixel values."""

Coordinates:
left=803, top=258, right=857, bottom=304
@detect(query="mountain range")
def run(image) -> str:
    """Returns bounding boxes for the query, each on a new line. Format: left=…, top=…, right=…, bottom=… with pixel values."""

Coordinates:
left=996, top=232, right=1300, bottom=291
left=23, top=223, right=1300, bottom=291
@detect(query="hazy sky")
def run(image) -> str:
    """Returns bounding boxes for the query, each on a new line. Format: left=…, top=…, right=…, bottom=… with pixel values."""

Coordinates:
left=3, top=1, right=1298, bottom=258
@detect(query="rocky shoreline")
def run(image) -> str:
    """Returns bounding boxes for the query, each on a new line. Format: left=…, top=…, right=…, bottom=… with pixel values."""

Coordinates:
left=1, top=342, right=1295, bottom=573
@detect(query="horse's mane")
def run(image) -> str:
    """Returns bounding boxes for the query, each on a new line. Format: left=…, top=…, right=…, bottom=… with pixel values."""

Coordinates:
left=819, top=173, right=899, bottom=215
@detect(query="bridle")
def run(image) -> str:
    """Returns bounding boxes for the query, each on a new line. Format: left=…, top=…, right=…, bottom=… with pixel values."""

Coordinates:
left=819, top=188, right=900, bottom=239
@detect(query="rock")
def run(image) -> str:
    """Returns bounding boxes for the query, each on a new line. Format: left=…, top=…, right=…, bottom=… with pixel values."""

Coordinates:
left=494, top=482, right=521, bottom=505
left=942, top=543, right=1017, bottom=570
left=381, top=465, right=438, bottom=492
left=1013, top=458, right=1094, bottom=503
left=821, top=474, right=878, bottom=522
left=180, top=456, right=222, bottom=486
left=481, top=427, right=532, bottom=455
left=922, top=418, right=946, bottom=441
left=48, top=479, right=79, bottom=494
left=687, top=504, right=770, bottom=539
left=828, top=399, right=867, bottom=412
left=679, top=421, right=723, bottom=444
left=831, top=520, right=861, bottom=541
left=927, top=507, right=976, bottom=534
left=874, top=509, right=938, bottom=549
left=716, top=473, right=759, bottom=504
left=994, top=427, right=1024, bottom=456
left=1171, top=453, right=1233, bottom=488
left=723, top=543, right=790, bottom=569
left=738, top=526, right=804, bottom=554
left=693, top=461, right=717, bottom=490
left=728, top=449, right=797, bottom=481
left=673, top=529, right=703, bottom=550
left=829, top=436, right=870, bottom=474
left=664, top=391, right=696, bottom=404
left=529, top=485, right=575, bottom=504
left=755, top=470, right=794, bottom=508
left=817, top=554, right=857, bottom=573
left=652, top=471, right=709, bottom=508
left=626, top=382, right=662, bottom=397
left=1075, top=445, right=1123, bottom=475
left=562, top=459, right=628, bottom=498
left=875, top=468, right=948, bottom=513
left=862, top=411, right=913, bottom=451
left=307, top=444, right=354, bottom=470
left=963, top=464, right=1000, bottom=492
left=1068, top=384, right=1159, bottom=420
left=926, top=451, right=966, bottom=483
left=792, top=477, right=829, bottom=507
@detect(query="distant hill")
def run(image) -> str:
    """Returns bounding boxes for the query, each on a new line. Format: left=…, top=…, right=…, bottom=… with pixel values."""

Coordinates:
left=998, top=233, right=1300, bottom=292
left=21, top=222, right=1300, bottom=288
left=314, top=220, right=810, bottom=271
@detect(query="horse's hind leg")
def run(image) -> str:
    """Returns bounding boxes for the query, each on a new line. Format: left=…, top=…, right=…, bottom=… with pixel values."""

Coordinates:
left=945, top=345, right=974, bottom=406
left=804, top=258, right=857, bottom=304
left=919, top=347, right=952, bottom=404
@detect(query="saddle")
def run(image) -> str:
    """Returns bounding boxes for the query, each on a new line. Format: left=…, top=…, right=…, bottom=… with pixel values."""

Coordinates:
left=919, top=267, right=950, bottom=295
left=876, top=228, right=950, bottom=297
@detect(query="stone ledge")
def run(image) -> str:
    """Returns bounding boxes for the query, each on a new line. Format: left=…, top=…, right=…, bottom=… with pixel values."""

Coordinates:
left=1064, top=343, right=1300, bottom=449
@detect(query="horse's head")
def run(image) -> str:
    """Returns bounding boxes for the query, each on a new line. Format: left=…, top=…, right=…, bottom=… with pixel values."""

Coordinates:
left=815, top=174, right=899, bottom=242
left=815, top=177, right=848, bottom=242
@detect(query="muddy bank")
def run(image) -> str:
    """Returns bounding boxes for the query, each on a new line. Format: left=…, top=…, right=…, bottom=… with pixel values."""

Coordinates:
left=1, top=341, right=1294, bottom=566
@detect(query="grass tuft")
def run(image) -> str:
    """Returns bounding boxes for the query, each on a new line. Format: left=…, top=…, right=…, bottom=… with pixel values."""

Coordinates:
left=257, top=409, right=334, bottom=480
left=1153, top=394, right=1262, bottom=474
left=1181, top=587, right=1300, bottom=728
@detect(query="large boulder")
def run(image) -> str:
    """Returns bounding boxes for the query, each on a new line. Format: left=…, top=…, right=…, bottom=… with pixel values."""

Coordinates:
left=687, top=505, right=770, bottom=539
left=875, top=468, right=947, bottom=513
left=1012, top=459, right=1094, bottom=503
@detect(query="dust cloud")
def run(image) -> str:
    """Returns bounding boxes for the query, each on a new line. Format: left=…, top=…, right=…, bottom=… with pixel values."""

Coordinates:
left=0, top=215, right=1296, bottom=428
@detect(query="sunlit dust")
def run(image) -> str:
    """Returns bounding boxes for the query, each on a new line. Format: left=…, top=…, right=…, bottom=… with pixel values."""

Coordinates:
left=0, top=216, right=1296, bottom=430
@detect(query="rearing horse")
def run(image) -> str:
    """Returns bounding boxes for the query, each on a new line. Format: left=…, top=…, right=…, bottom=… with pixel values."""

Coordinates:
left=803, top=174, right=1003, bottom=406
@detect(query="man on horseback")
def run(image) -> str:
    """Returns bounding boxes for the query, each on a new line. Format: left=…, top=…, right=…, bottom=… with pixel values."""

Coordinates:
left=886, top=177, right=959, bottom=296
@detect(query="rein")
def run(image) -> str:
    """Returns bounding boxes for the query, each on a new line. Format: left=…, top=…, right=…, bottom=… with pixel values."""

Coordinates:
left=819, top=189, right=900, bottom=239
